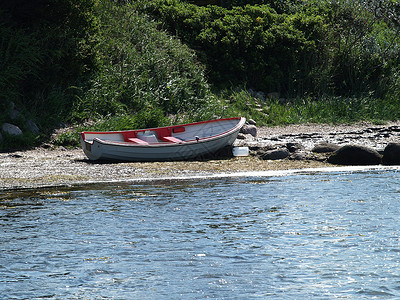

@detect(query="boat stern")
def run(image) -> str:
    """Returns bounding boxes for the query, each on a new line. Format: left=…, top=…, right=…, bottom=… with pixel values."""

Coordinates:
left=80, top=133, right=102, bottom=160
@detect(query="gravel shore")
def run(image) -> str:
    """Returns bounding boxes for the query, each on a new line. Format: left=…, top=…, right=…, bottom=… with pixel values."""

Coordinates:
left=1, top=122, right=400, bottom=191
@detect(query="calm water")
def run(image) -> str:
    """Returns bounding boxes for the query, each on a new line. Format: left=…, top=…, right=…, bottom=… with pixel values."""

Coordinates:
left=1, top=169, right=400, bottom=299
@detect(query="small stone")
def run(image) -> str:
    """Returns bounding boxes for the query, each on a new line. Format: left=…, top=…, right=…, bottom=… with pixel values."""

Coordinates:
left=286, top=142, right=305, bottom=153
left=240, top=124, right=257, bottom=137
left=255, top=92, right=265, bottom=101
left=236, top=133, right=246, bottom=140
left=41, top=143, right=53, bottom=149
left=248, top=119, right=257, bottom=125
left=7, top=101, right=21, bottom=120
left=290, top=151, right=308, bottom=160
left=267, top=92, right=280, bottom=100
left=10, top=109, right=20, bottom=120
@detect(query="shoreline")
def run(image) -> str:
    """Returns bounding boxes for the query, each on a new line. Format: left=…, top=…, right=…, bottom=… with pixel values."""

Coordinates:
left=0, top=148, right=331, bottom=192
left=2, top=151, right=399, bottom=192
left=1, top=122, right=400, bottom=191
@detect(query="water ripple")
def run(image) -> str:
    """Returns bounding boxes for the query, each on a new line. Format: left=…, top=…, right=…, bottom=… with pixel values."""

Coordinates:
left=1, top=169, right=400, bottom=299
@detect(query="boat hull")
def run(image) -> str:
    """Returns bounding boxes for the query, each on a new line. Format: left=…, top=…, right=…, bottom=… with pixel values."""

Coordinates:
left=80, top=117, right=245, bottom=161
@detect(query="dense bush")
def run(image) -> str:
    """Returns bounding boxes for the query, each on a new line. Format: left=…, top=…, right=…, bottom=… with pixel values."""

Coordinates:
left=72, top=2, right=216, bottom=124
left=138, top=0, right=400, bottom=98
left=0, top=0, right=99, bottom=127
left=186, top=0, right=301, bottom=13
left=1, top=0, right=400, bottom=150
left=307, top=0, right=400, bottom=97
left=138, top=1, right=321, bottom=93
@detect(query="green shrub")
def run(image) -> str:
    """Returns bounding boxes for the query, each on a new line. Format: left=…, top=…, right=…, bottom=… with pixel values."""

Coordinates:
left=0, top=23, right=42, bottom=105
left=139, top=0, right=400, bottom=99
left=72, top=2, right=213, bottom=122
left=0, top=0, right=99, bottom=133
left=138, top=1, right=326, bottom=94
left=301, top=0, right=400, bottom=97
left=186, top=0, right=302, bottom=13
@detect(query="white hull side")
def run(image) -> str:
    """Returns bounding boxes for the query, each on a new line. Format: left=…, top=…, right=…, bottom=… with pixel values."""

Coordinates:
left=81, top=130, right=239, bottom=161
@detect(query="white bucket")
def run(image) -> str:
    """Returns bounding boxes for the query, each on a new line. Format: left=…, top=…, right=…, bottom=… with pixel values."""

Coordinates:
left=233, top=146, right=249, bottom=157
left=137, top=131, right=158, bottom=143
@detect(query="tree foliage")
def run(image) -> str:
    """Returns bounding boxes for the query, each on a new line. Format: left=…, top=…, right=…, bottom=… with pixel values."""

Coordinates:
left=0, top=0, right=99, bottom=120
left=1, top=0, right=400, bottom=150
left=72, top=2, right=214, bottom=123
left=138, top=0, right=400, bottom=98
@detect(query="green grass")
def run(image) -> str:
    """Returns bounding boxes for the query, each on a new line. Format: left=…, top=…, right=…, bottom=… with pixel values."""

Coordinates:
left=53, top=90, right=400, bottom=148
left=216, top=89, right=400, bottom=126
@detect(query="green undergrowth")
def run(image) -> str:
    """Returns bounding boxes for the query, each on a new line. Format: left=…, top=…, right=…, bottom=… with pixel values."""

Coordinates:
left=54, top=91, right=400, bottom=148
left=71, top=2, right=215, bottom=123
left=222, top=90, right=400, bottom=126
left=2, top=0, right=400, bottom=150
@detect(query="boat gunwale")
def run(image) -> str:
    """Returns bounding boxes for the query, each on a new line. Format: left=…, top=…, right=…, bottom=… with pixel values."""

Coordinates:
left=81, top=117, right=245, bottom=148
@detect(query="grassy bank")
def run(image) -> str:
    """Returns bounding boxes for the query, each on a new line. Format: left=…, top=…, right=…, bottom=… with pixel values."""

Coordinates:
left=220, top=90, right=400, bottom=126
left=1, top=0, right=400, bottom=149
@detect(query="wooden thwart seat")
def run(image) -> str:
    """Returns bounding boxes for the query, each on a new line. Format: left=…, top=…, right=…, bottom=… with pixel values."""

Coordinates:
left=160, top=136, right=182, bottom=143
left=126, top=137, right=149, bottom=145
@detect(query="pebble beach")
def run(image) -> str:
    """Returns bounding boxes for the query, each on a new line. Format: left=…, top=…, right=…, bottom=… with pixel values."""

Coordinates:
left=1, top=122, right=400, bottom=191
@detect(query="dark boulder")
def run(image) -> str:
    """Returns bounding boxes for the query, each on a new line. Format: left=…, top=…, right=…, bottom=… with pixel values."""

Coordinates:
left=312, top=142, right=340, bottom=153
left=328, top=145, right=381, bottom=165
left=259, top=148, right=290, bottom=160
left=382, top=143, right=400, bottom=165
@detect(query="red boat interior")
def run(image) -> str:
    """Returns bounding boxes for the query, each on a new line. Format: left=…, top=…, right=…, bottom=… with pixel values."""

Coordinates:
left=121, top=126, right=186, bottom=144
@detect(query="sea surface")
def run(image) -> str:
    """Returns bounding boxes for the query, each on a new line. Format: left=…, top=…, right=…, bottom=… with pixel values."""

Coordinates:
left=1, top=169, right=400, bottom=299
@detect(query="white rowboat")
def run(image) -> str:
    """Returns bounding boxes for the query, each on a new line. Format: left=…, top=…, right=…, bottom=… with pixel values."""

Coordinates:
left=80, top=117, right=246, bottom=161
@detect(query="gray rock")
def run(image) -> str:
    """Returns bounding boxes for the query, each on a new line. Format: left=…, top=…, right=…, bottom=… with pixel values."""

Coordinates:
left=328, top=145, right=381, bottom=165
left=8, top=101, right=20, bottom=120
left=260, top=148, right=290, bottom=160
left=240, top=124, right=257, bottom=137
left=2, top=123, right=23, bottom=136
left=290, top=151, right=308, bottom=160
left=286, top=142, right=305, bottom=153
left=26, top=119, right=40, bottom=135
left=248, top=89, right=265, bottom=101
left=382, top=143, right=400, bottom=165
left=312, top=142, right=341, bottom=153
left=248, top=119, right=257, bottom=125
left=236, top=133, right=246, bottom=140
